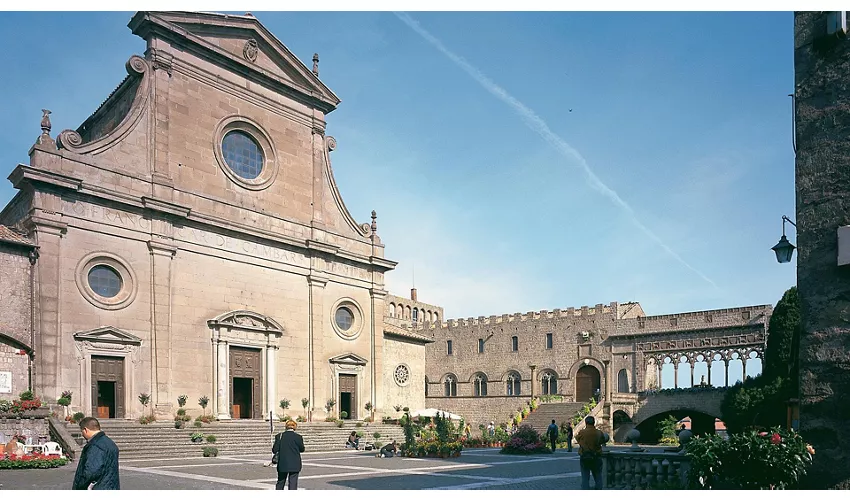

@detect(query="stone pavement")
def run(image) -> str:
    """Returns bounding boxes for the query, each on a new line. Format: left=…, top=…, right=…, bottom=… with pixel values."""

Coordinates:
left=0, top=448, right=587, bottom=490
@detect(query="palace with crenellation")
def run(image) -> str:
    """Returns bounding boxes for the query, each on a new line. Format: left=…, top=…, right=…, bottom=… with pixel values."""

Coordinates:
left=0, top=11, right=771, bottom=430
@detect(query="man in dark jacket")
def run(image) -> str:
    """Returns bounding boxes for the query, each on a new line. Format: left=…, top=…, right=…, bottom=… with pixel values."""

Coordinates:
left=547, top=419, right=559, bottom=452
left=72, top=417, right=120, bottom=490
left=272, top=420, right=305, bottom=490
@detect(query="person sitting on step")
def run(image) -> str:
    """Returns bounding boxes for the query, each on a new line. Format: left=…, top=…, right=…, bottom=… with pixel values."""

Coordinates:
left=345, top=431, right=360, bottom=450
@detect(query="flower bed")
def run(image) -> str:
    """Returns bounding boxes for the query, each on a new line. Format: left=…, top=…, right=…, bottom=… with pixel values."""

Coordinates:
left=404, top=439, right=463, bottom=458
left=500, top=425, right=553, bottom=455
left=0, top=452, right=69, bottom=469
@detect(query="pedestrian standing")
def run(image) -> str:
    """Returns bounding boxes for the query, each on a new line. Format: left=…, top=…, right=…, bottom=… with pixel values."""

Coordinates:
left=575, top=416, right=604, bottom=490
left=546, top=419, right=559, bottom=452
left=72, top=417, right=120, bottom=490
left=565, top=422, right=574, bottom=452
left=272, top=420, right=305, bottom=490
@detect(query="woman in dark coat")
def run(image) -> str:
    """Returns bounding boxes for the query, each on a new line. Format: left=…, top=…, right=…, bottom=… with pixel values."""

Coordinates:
left=272, top=419, right=305, bottom=490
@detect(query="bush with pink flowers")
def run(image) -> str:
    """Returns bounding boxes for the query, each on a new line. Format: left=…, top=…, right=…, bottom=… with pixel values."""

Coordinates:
left=500, top=425, right=553, bottom=455
left=686, top=427, right=814, bottom=489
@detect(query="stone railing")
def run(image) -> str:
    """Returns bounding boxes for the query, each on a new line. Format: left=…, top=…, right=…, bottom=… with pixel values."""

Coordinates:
left=571, top=398, right=605, bottom=436
left=601, top=450, right=690, bottom=489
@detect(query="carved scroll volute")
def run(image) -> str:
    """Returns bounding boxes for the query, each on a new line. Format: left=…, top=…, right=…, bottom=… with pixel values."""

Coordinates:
left=57, top=55, right=149, bottom=152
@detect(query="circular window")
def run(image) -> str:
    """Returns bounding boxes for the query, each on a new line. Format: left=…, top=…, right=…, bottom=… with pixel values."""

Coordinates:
left=394, top=364, right=410, bottom=386
left=75, top=253, right=138, bottom=310
left=330, top=298, right=364, bottom=340
left=213, top=115, right=279, bottom=191
left=335, top=307, right=354, bottom=331
left=222, top=131, right=264, bottom=180
left=87, top=265, right=123, bottom=298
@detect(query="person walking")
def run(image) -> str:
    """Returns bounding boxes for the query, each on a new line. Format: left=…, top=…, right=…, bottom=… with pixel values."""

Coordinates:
left=565, top=422, right=574, bottom=452
left=575, top=416, right=604, bottom=490
left=72, top=417, right=120, bottom=490
left=546, top=419, right=559, bottom=452
left=272, top=420, right=305, bottom=490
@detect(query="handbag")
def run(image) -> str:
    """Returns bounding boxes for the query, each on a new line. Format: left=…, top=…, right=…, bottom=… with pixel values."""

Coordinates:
left=271, top=433, right=281, bottom=464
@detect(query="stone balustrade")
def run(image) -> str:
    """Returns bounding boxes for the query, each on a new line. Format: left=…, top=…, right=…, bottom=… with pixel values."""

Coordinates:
left=601, top=450, right=690, bottom=489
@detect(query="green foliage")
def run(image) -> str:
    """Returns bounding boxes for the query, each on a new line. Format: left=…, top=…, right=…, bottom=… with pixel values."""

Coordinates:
left=500, top=425, right=553, bottom=455
left=190, top=432, right=204, bottom=442
left=364, top=401, right=373, bottom=412
left=57, top=397, right=71, bottom=407
left=402, top=410, right=416, bottom=450
left=374, top=441, right=383, bottom=449
left=198, top=396, right=209, bottom=415
left=193, top=421, right=203, bottom=428
left=205, top=435, right=217, bottom=443
left=177, top=394, right=188, bottom=408
left=340, top=411, right=348, bottom=419
left=71, top=412, right=85, bottom=423
left=336, top=419, right=344, bottom=428
left=570, top=398, right=597, bottom=425
left=138, top=393, right=151, bottom=407
left=355, top=422, right=363, bottom=428
left=657, top=415, right=680, bottom=445
left=721, top=375, right=790, bottom=434
left=373, top=431, right=382, bottom=439
left=324, top=399, right=336, bottom=412
left=301, top=398, right=309, bottom=409
left=18, top=390, right=34, bottom=401
left=138, top=415, right=156, bottom=424
left=0, top=399, right=10, bottom=413
left=279, top=399, right=290, bottom=410
left=202, top=446, right=219, bottom=457
left=356, top=431, right=364, bottom=438
left=764, top=287, right=800, bottom=381
left=685, top=427, right=814, bottom=489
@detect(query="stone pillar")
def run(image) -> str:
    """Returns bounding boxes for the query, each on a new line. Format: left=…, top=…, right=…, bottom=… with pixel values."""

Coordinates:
left=148, top=241, right=176, bottom=416
left=307, top=275, right=327, bottom=421
left=604, top=360, right=612, bottom=401
left=724, top=360, right=729, bottom=387
left=266, top=346, right=277, bottom=419
left=707, top=363, right=712, bottom=386
left=529, top=365, right=536, bottom=398
left=31, top=218, right=66, bottom=400
left=215, top=339, right=230, bottom=420
left=673, top=363, right=678, bottom=389
left=370, top=288, right=387, bottom=418
left=690, top=362, right=695, bottom=388
left=742, top=358, right=747, bottom=381
left=794, top=12, right=850, bottom=486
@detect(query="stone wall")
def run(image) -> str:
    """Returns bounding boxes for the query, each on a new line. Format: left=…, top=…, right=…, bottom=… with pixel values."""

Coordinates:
left=0, top=238, right=34, bottom=400
left=425, top=395, right=531, bottom=429
left=0, top=412, right=49, bottom=444
left=0, top=342, right=28, bottom=399
left=794, top=11, right=850, bottom=489
left=382, top=335, right=426, bottom=414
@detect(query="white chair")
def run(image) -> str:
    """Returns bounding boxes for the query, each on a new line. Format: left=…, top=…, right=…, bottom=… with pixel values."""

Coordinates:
left=42, top=442, right=63, bottom=457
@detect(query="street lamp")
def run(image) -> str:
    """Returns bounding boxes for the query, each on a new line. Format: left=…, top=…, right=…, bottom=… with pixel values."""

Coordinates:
left=772, top=215, right=797, bottom=264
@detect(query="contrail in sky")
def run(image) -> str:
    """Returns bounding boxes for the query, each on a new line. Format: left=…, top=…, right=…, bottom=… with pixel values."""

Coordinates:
left=394, top=12, right=718, bottom=289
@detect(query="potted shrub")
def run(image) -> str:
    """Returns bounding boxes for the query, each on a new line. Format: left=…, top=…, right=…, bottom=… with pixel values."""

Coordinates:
left=191, top=432, right=204, bottom=443
left=198, top=395, right=209, bottom=417
left=202, top=446, right=218, bottom=457
left=301, top=398, right=310, bottom=422
left=206, top=435, right=217, bottom=444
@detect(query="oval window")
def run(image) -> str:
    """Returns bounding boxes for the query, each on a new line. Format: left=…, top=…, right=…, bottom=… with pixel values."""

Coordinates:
left=335, top=307, right=354, bottom=331
left=222, top=131, right=264, bottom=180
left=88, top=265, right=123, bottom=298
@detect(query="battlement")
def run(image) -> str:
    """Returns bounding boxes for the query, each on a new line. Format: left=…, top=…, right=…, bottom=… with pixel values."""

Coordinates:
left=408, top=302, right=771, bottom=333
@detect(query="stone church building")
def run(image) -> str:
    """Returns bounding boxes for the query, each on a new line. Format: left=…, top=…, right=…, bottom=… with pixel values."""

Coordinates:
left=0, top=11, right=436, bottom=421
left=0, top=12, right=772, bottom=427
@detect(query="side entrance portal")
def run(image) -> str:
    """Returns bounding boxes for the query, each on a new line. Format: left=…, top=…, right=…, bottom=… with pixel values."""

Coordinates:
left=339, top=374, right=357, bottom=420
left=91, top=355, right=125, bottom=419
left=229, top=346, right=262, bottom=419
left=576, top=365, right=601, bottom=402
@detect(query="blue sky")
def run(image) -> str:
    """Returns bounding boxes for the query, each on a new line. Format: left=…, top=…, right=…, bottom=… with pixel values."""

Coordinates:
left=0, top=12, right=796, bottom=342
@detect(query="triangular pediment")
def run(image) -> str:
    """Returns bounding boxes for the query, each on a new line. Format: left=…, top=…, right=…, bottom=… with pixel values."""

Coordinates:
left=129, top=11, right=340, bottom=112
left=73, top=326, right=142, bottom=346
left=329, top=353, right=368, bottom=366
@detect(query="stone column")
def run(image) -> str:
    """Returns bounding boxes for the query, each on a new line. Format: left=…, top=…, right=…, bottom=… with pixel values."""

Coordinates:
left=742, top=358, right=747, bottom=381
left=370, top=288, right=387, bottom=418
left=215, top=339, right=230, bottom=420
left=690, top=361, right=695, bottom=388
left=148, top=240, right=176, bottom=416
left=266, top=346, right=277, bottom=419
left=673, top=363, right=678, bottom=389
left=604, top=360, right=612, bottom=401
left=707, top=363, right=712, bottom=386
left=724, top=360, right=729, bottom=387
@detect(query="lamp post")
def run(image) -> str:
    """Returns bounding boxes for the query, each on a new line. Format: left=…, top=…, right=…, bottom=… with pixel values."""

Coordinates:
left=772, top=215, right=797, bottom=263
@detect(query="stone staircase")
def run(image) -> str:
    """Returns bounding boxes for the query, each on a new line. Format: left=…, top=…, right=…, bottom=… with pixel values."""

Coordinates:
left=65, top=419, right=406, bottom=460
left=522, top=402, right=586, bottom=434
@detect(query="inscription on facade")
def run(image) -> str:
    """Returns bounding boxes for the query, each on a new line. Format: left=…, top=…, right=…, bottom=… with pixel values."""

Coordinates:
left=62, top=199, right=151, bottom=230
left=174, top=226, right=309, bottom=268
left=326, top=260, right=370, bottom=281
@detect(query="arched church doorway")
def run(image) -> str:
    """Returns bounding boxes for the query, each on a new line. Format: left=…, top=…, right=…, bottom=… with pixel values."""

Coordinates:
left=576, top=365, right=601, bottom=401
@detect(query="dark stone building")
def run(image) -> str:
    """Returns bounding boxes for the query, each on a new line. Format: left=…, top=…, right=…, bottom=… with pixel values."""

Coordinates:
left=0, top=225, right=38, bottom=398
left=794, top=11, right=850, bottom=489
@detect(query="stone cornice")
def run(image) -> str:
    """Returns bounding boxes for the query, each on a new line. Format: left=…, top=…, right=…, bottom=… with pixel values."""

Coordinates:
left=128, top=11, right=340, bottom=114
left=9, top=165, right=82, bottom=192
left=141, top=196, right=191, bottom=219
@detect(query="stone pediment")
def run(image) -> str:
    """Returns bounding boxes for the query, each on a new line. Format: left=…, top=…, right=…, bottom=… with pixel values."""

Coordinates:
left=129, top=11, right=340, bottom=112
left=329, top=353, right=368, bottom=366
left=73, top=326, right=142, bottom=346
left=207, top=310, right=284, bottom=335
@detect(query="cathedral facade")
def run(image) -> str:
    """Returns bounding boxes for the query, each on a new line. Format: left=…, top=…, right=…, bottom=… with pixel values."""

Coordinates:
left=0, top=11, right=429, bottom=420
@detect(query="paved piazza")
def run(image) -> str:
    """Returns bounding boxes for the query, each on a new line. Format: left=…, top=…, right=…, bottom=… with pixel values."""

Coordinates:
left=0, top=448, right=585, bottom=490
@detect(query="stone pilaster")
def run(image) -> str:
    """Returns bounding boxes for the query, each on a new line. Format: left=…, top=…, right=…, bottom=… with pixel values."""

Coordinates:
left=370, top=288, right=387, bottom=416
left=266, top=345, right=277, bottom=419
left=148, top=240, right=176, bottom=416
left=31, top=216, right=66, bottom=401
left=307, top=275, right=327, bottom=420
